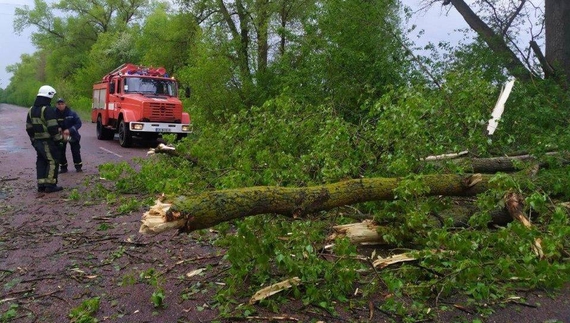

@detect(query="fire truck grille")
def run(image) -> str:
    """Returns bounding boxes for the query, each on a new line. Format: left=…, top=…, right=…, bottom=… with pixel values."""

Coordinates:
left=143, top=103, right=181, bottom=122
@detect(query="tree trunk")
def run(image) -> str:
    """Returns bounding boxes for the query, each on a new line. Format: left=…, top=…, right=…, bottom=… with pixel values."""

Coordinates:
left=448, top=0, right=531, bottom=81
left=255, top=0, right=269, bottom=73
left=217, top=0, right=253, bottom=98
left=425, top=151, right=569, bottom=173
left=442, top=153, right=565, bottom=173
left=545, top=0, right=570, bottom=87
left=140, top=173, right=490, bottom=234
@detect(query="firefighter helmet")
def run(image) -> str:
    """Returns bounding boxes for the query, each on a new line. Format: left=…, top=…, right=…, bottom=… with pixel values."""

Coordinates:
left=37, top=85, right=56, bottom=98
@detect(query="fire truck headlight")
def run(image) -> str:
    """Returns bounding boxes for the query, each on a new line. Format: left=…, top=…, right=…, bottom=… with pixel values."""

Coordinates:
left=181, top=125, right=191, bottom=132
left=131, top=123, right=144, bottom=130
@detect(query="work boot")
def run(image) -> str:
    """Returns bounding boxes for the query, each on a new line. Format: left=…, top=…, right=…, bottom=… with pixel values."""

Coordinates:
left=76, top=167, right=83, bottom=173
left=44, top=185, right=63, bottom=193
left=60, top=167, right=68, bottom=173
left=37, top=186, right=45, bottom=192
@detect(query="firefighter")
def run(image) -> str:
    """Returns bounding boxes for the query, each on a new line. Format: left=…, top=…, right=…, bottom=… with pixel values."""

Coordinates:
left=25, top=85, right=64, bottom=193
left=55, top=98, right=83, bottom=172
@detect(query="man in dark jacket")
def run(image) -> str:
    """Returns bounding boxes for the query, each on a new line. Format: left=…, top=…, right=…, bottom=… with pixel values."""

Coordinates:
left=25, top=85, right=64, bottom=193
left=55, top=98, right=83, bottom=172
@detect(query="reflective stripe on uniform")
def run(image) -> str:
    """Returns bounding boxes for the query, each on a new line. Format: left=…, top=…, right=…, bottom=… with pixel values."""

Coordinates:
left=44, top=140, right=57, bottom=184
left=34, top=136, right=58, bottom=185
left=28, top=106, right=52, bottom=139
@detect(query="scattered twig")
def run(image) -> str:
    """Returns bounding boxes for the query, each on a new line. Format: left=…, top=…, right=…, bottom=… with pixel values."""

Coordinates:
left=373, top=304, right=398, bottom=319
left=20, top=276, right=57, bottom=284
left=249, top=277, right=301, bottom=304
left=0, top=289, right=63, bottom=305
left=453, top=304, right=474, bottom=314
left=225, top=315, right=299, bottom=322
left=0, top=297, right=17, bottom=304
left=148, top=143, right=199, bottom=164
left=373, top=252, right=417, bottom=269
left=1, top=288, right=34, bottom=298
left=0, top=177, right=19, bottom=182
left=505, top=297, right=537, bottom=308
left=162, top=254, right=225, bottom=275
left=245, top=315, right=299, bottom=321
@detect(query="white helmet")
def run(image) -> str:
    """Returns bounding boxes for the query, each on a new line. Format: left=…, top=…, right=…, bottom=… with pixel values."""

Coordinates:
left=37, top=85, right=56, bottom=98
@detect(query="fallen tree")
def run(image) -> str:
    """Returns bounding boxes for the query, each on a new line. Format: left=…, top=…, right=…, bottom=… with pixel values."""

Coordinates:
left=140, top=147, right=570, bottom=235
left=140, top=173, right=492, bottom=234
left=150, top=144, right=569, bottom=174
left=425, top=151, right=568, bottom=173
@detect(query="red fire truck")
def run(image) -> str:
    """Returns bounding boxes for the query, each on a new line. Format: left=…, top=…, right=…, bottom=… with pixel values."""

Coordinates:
left=91, top=63, right=191, bottom=147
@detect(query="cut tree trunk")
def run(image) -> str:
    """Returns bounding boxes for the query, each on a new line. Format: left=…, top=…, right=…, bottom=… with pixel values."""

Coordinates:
left=140, top=173, right=491, bottom=234
left=505, top=192, right=544, bottom=258
left=327, top=203, right=513, bottom=245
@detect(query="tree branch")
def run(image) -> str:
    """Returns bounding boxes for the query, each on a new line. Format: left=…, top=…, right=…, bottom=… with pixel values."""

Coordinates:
left=446, top=0, right=532, bottom=80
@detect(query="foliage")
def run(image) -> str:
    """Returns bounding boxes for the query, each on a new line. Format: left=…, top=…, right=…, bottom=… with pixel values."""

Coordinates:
left=69, top=297, right=100, bottom=323
left=136, top=5, right=198, bottom=75
left=4, top=0, right=154, bottom=110
left=3, top=53, right=45, bottom=107
left=140, top=268, right=166, bottom=308
left=176, top=35, right=244, bottom=124
left=262, top=0, right=408, bottom=123
left=214, top=215, right=363, bottom=316
left=0, top=304, right=18, bottom=322
left=69, top=29, right=144, bottom=105
left=97, top=66, right=570, bottom=319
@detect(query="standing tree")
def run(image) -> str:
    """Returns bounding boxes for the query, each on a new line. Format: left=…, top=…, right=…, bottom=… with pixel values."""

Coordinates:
left=13, top=0, right=151, bottom=94
left=423, top=0, right=569, bottom=87
left=135, top=4, right=199, bottom=74
left=177, top=0, right=408, bottom=120
left=544, top=0, right=570, bottom=85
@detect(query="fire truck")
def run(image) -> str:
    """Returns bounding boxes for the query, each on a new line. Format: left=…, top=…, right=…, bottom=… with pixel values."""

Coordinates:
left=91, top=63, right=191, bottom=147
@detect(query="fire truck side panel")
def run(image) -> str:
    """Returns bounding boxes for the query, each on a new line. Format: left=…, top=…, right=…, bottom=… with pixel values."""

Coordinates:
left=91, top=83, right=109, bottom=124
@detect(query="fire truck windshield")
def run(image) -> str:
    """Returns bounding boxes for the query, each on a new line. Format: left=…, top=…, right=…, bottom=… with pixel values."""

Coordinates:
left=123, top=77, right=178, bottom=96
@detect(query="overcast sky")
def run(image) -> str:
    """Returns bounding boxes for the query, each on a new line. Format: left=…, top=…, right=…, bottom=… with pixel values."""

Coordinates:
left=0, top=0, right=36, bottom=88
left=0, top=0, right=470, bottom=89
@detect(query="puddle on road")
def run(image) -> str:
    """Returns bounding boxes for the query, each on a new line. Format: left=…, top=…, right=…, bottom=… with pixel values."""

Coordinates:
left=0, top=137, right=24, bottom=152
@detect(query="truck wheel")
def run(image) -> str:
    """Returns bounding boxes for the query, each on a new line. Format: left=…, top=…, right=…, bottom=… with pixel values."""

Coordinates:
left=118, top=120, right=133, bottom=147
left=96, top=116, right=114, bottom=140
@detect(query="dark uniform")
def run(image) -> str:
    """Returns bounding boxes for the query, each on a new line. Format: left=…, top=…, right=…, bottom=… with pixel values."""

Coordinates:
left=55, top=99, right=82, bottom=172
left=25, top=87, right=64, bottom=193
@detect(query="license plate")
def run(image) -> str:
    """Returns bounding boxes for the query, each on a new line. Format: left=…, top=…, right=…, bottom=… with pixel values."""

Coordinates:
left=156, top=128, right=171, bottom=132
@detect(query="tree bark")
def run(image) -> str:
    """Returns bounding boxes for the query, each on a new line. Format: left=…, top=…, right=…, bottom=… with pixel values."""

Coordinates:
left=545, top=0, right=570, bottom=87
left=140, top=173, right=490, bottom=234
left=504, top=192, right=544, bottom=258
left=255, top=0, right=270, bottom=73
left=530, top=40, right=555, bottom=79
left=427, top=151, right=568, bottom=173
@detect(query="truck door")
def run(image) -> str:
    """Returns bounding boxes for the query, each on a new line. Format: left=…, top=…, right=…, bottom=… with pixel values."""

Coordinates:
left=109, top=77, right=121, bottom=120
